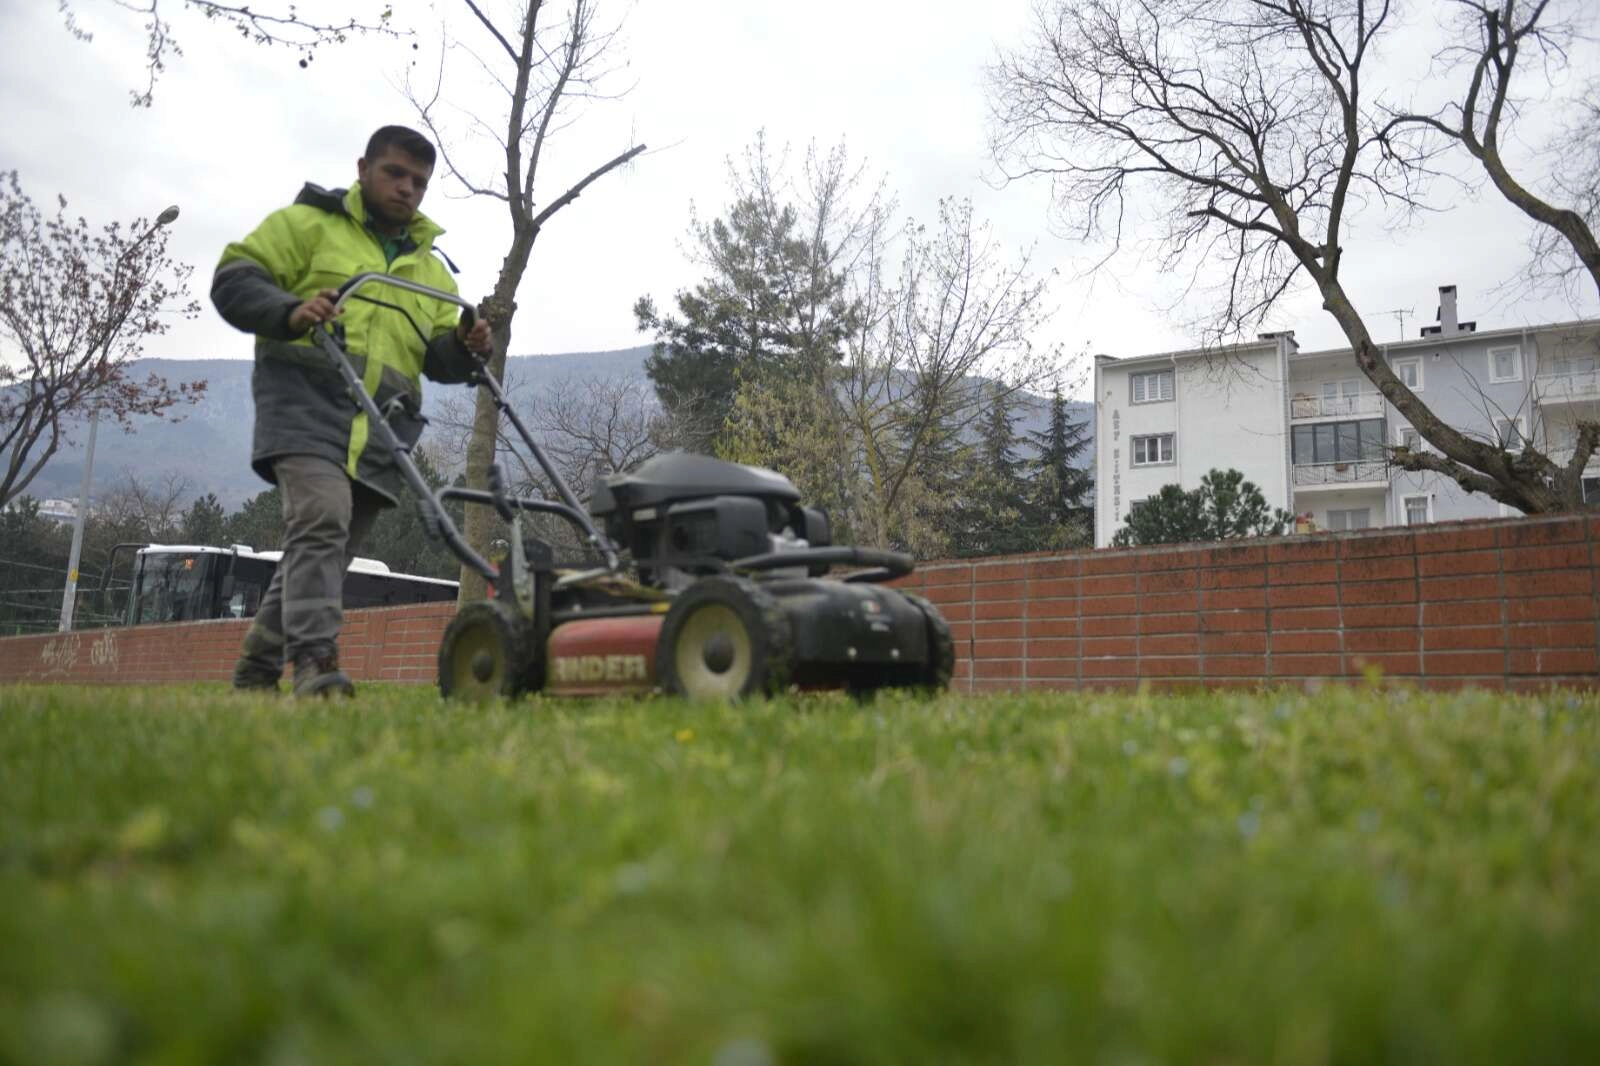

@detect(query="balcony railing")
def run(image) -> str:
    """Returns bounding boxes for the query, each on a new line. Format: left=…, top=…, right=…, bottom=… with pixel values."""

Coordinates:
left=1535, top=368, right=1600, bottom=403
left=1286, top=390, right=1388, bottom=419
left=1292, top=460, right=1389, bottom=487
left=1290, top=392, right=1385, bottom=419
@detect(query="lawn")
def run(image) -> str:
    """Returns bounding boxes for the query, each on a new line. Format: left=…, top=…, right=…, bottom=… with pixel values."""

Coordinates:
left=1, top=684, right=1597, bottom=1065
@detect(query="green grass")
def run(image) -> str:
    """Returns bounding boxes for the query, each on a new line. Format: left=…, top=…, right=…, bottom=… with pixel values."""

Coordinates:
left=1, top=684, right=1598, bottom=1065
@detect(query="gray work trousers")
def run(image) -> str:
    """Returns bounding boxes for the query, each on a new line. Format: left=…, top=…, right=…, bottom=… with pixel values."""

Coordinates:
left=238, top=454, right=386, bottom=666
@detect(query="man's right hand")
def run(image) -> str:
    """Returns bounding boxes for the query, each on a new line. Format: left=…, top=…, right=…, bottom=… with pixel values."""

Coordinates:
left=288, top=288, right=342, bottom=335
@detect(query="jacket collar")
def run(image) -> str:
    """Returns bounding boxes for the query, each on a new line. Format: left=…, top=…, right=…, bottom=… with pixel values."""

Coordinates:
left=292, top=182, right=443, bottom=245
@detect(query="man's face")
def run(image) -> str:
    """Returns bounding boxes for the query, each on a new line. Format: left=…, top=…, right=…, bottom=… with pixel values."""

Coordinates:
left=357, top=146, right=433, bottom=226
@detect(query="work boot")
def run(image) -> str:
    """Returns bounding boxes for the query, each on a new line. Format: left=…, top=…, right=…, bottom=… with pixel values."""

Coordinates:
left=292, top=648, right=355, bottom=699
left=231, top=652, right=283, bottom=692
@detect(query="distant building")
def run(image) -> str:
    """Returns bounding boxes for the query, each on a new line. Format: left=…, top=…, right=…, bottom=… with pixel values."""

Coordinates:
left=1092, top=286, right=1600, bottom=547
left=36, top=498, right=79, bottom=524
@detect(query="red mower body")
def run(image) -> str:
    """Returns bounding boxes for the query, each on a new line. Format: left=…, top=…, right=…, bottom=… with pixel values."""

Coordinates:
left=544, top=615, right=666, bottom=697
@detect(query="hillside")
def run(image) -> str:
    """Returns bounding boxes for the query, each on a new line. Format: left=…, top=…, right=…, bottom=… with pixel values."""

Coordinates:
left=20, top=349, right=1091, bottom=509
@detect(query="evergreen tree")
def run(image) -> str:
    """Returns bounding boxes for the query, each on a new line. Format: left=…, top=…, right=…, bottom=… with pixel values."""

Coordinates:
left=1112, top=468, right=1291, bottom=547
left=949, top=383, right=1032, bottom=557
left=181, top=492, right=228, bottom=545
left=224, top=487, right=284, bottom=552
left=637, top=190, right=855, bottom=453
left=1027, top=386, right=1094, bottom=549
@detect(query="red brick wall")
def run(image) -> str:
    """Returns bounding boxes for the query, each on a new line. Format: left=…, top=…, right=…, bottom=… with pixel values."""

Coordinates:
left=2, top=515, right=1596, bottom=691
left=896, top=513, right=1600, bottom=692
left=0, top=603, right=458, bottom=687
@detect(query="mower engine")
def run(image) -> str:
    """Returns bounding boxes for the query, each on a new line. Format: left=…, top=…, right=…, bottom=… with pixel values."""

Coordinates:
left=590, top=453, right=831, bottom=590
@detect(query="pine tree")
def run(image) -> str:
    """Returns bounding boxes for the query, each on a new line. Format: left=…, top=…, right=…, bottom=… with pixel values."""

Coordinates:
left=180, top=493, right=227, bottom=545
left=637, top=195, right=853, bottom=453
left=1027, top=386, right=1094, bottom=549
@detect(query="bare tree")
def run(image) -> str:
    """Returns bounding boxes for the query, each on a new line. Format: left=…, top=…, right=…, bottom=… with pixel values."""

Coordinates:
left=522, top=372, right=664, bottom=492
left=835, top=197, right=1057, bottom=552
left=1396, top=1, right=1600, bottom=305
left=406, top=0, right=645, bottom=600
left=0, top=171, right=204, bottom=509
left=60, top=1, right=406, bottom=107
left=990, top=0, right=1597, bottom=513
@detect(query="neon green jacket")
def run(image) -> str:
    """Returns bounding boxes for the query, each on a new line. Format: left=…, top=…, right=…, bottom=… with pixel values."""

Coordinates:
left=212, top=182, right=476, bottom=503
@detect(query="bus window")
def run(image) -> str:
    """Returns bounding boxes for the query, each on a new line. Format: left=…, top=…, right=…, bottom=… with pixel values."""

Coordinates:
left=224, top=557, right=275, bottom=619
left=132, top=554, right=217, bottom=625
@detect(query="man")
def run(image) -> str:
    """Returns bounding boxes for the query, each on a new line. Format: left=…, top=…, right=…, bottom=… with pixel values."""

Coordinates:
left=213, top=125, right=492, bottom=697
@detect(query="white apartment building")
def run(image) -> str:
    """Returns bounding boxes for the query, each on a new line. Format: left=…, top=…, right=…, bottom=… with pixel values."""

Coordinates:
left=1093, top=286, right=1600, bottom=547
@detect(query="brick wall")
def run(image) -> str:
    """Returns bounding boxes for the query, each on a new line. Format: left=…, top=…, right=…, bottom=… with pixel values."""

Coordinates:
left=0, top=602, right=458, bottom=687
left=2, top=515, right=1596, bottom=691
left=897, top=513, right=1600, bottom=692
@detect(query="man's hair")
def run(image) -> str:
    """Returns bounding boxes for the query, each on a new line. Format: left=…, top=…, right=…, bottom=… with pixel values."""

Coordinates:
left=364, top=126, right=436, bottom=167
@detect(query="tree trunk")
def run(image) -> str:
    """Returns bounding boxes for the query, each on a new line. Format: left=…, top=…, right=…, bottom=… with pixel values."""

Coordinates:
left=457, top=231, right=533, bottom=603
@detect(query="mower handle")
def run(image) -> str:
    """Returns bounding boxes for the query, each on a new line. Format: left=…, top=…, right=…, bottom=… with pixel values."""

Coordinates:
left=313, top=272, right=622, bottom=580
left=730, top=546, right=914, bottom=582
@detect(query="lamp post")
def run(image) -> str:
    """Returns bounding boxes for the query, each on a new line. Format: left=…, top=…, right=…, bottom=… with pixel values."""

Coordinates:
left=58, top=205, right=181, bottom=632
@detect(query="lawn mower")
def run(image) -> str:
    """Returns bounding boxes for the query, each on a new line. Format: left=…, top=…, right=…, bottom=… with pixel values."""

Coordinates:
left=315, top=273, right=954, bottom=701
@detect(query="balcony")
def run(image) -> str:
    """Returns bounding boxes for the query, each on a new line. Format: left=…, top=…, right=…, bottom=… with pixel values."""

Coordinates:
left=1292, top=460, right=1390, bottom=488
left=1535, top=368, right=1600, bottom=407
left=1290, top=391, right=1385, bottom=420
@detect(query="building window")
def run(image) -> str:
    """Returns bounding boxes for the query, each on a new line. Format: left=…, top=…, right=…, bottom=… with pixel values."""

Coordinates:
left=1321, top=378, right=1364, bottom=415
left=1403, top=495, right=1431, bottom=525
left=1131, top=433, right=1175, bottom=466
left=1494, top=417, right=1527, bottom=450
left=1326, top=508, right=1371, bottom=531
left=1397, top=425, right=1421, bottom=451
left=1393, top=357, right=1423, bottom=390
left=1488, top=345, right=1522, bottom=384
left=1583, top=477, right=1600, bottom=505
left=1292, top=418, right=1387, bottom=464
left=1130, top=369, right=1174, bottom=404
left=1552, top=353, right=1599, bottom=376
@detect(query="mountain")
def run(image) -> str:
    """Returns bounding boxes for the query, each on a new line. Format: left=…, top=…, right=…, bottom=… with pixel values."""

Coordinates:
left=19, top=347, right=1092, bottom=510
left=22, top=348, right=657, bottom=509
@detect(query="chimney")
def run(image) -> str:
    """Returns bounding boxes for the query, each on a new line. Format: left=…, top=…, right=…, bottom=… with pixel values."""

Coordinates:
left=1420, top=284, right=1477, bottom=337
left=1437, top=285, right=1458, bottom=333
left=1259, top=330, right=1298, bottom=354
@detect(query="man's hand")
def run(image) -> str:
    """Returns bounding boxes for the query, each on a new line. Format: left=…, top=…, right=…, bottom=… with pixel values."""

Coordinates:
left=288, top=289, right=342, bottom=335
left=458, top=316, right=493, bottom=356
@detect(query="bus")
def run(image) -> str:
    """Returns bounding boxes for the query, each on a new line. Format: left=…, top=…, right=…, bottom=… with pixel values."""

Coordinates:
left=109, top=544, right=458, bottom=626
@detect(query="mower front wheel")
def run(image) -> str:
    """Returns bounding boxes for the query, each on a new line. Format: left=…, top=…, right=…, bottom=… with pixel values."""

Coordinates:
left=658, top=577, right=792, bottom=701
left=438, top=600, right=542, bottom=702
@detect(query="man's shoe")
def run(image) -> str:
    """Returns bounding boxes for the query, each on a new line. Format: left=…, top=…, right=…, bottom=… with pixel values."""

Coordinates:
left=293, top=650, right=355, bottom=699
left=231, top=653, right=283, bottom=692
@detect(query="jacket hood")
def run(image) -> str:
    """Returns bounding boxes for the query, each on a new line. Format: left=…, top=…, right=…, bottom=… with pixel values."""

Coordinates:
left=294, top=182, right=444, bottom=244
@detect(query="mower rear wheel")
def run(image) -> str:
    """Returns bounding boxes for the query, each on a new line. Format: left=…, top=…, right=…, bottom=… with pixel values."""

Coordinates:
left=903, top=592, right=955, bottom=692
left=658, top=577, right=792, bottom=701
left=438, top=600, right=541, bottom=702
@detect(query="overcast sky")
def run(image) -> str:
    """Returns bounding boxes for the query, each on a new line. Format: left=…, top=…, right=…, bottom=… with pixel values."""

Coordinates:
left=3, top=0, right=1596, bottom=399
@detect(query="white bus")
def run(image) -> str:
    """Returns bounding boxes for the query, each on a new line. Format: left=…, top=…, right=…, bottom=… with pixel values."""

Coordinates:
left=111, top=544, right=457, bottom=626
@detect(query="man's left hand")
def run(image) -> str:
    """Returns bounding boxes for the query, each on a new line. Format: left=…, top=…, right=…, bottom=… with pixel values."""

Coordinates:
left=459, top=317, right=493, bottom=355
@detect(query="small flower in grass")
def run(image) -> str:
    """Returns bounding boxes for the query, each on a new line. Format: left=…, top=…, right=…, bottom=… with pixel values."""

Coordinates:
left=1358, top=809, right=1380, bottom=833
left=316, top=806, right=344, bottom=832
left=675, top=728, right=695, bottom=744
left=1121, top=739, right=1139, bottom=757
left=1237, top=811, right=1262, bottom=838
left=713, top=1037, right=776, bottom=1066
left=615, top=862, right=651, bottom=895
left=350, top=787, right=375, bottom=809
left=1167, top=756, right=1190, bottom=779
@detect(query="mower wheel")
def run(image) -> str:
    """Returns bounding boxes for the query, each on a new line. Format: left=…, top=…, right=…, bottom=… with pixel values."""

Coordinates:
left=658, top=576, right=792, bottom=700
left=902, top=592, right=956, bottom=692
left=438, top=600, right=541, bottom=702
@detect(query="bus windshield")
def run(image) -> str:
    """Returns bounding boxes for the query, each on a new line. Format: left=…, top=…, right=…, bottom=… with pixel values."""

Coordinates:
left=130, top=553, right=217, bottom=625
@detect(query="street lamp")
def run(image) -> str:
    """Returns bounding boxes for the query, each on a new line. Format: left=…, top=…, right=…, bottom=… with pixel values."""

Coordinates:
left=58, top=204, right=181, bottom=632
